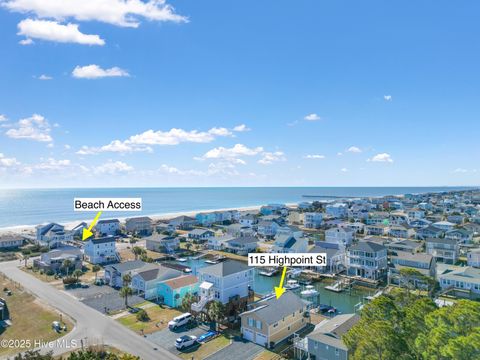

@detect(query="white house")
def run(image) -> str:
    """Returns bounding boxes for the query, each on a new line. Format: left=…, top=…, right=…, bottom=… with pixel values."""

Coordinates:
left=84, top=236, right=118, bottom=264
left=326, top=203, right=348, bottom=218
left=304, top=213, right=323, bottom=229
left=192, top=260, right=254, bottom=312
left=407, top=209, right=425, bottom=219
left=0, top=235, right=24, bottom=249
left=36, top=223, right=73, bottom=248
left=325, top=227, right=354, bottom=248
left=432, top=221, right=455, bottom=232
left=95, top=219, right=120, bottom=236
left=438, top=266, right=480, bottom=297
left=467, top=249, right=480, bottom=268
left=347, top=241, right=388, bottom=280
left=257, top=220, right=280, bottom=238
left=207, top=235, right=235, bottom=250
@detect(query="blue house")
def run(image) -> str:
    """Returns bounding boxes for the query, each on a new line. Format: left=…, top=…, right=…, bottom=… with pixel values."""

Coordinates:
left=195, top=212, right=217, bottom=226
left=157, top=275, right=199, bottom=308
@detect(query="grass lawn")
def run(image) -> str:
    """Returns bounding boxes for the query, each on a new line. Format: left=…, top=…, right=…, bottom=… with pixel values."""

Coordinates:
left=0, top=276, right=73, bottom=357
left=22, top=266, right=60, bottom=284
left=178, top=334, right=231, bottom=360
left=253, top=350, right=286, bottom=360
left=117, top=305, right=182, bottom=334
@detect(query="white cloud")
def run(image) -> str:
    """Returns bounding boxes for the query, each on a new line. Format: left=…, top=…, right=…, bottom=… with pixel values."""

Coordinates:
left=258, top=151, right=286, bottom=165
left=17, top=19, right=105, bottom=45
left=5, top=114, right=53, bottom=142
left=19, top=38, right=33, bottom=45
left=77, top=126, right=233, bottom=155
left=72, top=64, right=129, bottom=79
left=453, top=168, right=468, bottom=173
left=0, top=153, right=20, bottom=167
left=0, top=114, right=7, bottom=122
left=93, top=160, right=133, bottom=174
left=34, top=158, right=71, bottom=170
left=341, top=168, right=348, bottom=172
left=201, top=144, right=264, bottom=161
left=304, top=154, right=325, bottom=159
left=346, top=146, right=362, bottom=153
left=337, top=152, right=343, bottom=156
left=64, top=144, right=71, bottom=150
left=3, top=0, right=187, bottom=28
left=233, top=124, right=251, bottom=132
left=38, top=74, right=53, bottom=80
left=384, top=95, right=392, bottom=101
left=46, top=143, right=54, bottom=148
left=159, top=164, right=204, bottom=176
left=369, top=153, right=393, bottom=163
left=304, top=113, right=321, bottom=121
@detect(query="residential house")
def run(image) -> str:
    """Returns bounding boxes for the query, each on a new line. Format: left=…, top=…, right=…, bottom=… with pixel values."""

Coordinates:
left=257, top=220, right=280, bottom=238
left=407, top=208, right=426, bottom=219
left=125, top=217, right=153, bottom=236
left=365, top=212, right=389, bottom=225
left=104, top=260, right=147, bottom=287
left=69, top=222, right=88, bottom=237
left=303, top=314, right=360, bottom=360
left=240, top=214, right=257, bottom=227
left=33, top=246, right=83, bottom=273
left=432, top=221, right=455, bottom=232
left=207, top=235, right=235, bottom=251
left=438, top=266, right=480, bottom=298
left=225, top=236, right=258, bottom=255
left=445, top=228, right=474, bottom=244
left=195, top=212, right=217, bottom=226
left=467, top=249, right=480, bottom=268
left=36, top=223, right=73, bottom=248
left=95, top=219, right=120, bottom=236
left=0, top=234, right=24, bottom=249
left=304, top=213, right=323, bottom=229
left=145, top=235, right=179, bottom=253
left=346, top=222, right=365, bottom=234
left=365, top=223, right=390, bottom=236
left=168, top=215, right=197, bottom=230
left=426, top=237, right=459, bottom=264
left=187, top=229, right=215, bottom=242
left=389, top=212, right=410, bottom=225
left=447, top=215, right=464, bottom=225
left=309, top=243, right=345, bottom=274
left=325, top=227, right=354, bottom=248
left=157, top=275, right=199, bottom=308
left=192, top=260, right=254, bottom=313
left=388, top=252, right=436, bottom=288
left=326, top=203, right=348, bottom=219
left=347, top=241, right=388, bottom=280
left=416, top=225, right=444, bottom=240
left=272, top=227, right=308, bottom=253
left=385, top=239, right=423, bottom=254
left=240, top=292, right=308, bottom=348
left=131, top=265, right=183, bottom=300
left=388, top=225, right=416, bottom=239
left=410, top=218, right=432, bottom=229
left=288, top=211, right=305, bottom=226
left=84, top=236, right=118, bottom=264
left=225, top=224, right=255, bottom=237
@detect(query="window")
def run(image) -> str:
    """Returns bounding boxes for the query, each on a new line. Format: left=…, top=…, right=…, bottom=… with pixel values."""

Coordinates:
left=335, top=348, right=340, bottom=357
left=256, top=320, right=261, bottom=330
left=273, top=323, right=278, bottom=328
left=248, top=318, right=254, bottom=327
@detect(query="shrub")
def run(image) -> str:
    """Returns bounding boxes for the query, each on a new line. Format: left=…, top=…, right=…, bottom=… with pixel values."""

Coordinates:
left=46, top=269, right=55, bottom=276
left=62, top=277, right=78, bottom=285
left=136, top=309, right=149, bottom=322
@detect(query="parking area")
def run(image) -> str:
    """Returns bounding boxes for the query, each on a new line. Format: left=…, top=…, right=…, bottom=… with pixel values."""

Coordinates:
left=205, top=336, right=263, bottom=360
left=146, top=322, right=211, bottom=355
left=66, top=284, right=144, bottom=313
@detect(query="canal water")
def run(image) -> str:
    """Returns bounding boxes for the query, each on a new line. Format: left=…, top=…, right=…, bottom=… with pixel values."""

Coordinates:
left=165, top=257, right=370, bottom=314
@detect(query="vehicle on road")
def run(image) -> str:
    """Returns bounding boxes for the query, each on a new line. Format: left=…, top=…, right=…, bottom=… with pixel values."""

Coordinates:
left=168, top=312, right=192, bottom=330
left=175, top=335, right=197, bottom=350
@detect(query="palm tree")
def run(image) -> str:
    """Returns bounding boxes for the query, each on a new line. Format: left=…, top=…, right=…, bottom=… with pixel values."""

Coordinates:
left=185, top=242, right=192, bottom=252
left=72, top=269, right=83, bottom=281
left=122, top=273, right=132, bottom=287
left=23, top=254, right=30, bottom=267
left=181, top=292, right=195, bottom=312
left=119, top=286, right=133, bottom=308
left=206, top=300, right=225, bottom=331
left=132, top=246, right=146, bottom=260
left=92, top=265, right=101, bottom=281
left=62, top=259, right=72, bottom=277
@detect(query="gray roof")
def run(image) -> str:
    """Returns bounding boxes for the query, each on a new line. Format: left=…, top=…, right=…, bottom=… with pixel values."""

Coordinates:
left=227, top=236, right=258, bottom=246
left=349, top=241, right=386, bottom=253
left=90, top=236, right=116, bottom=244
left=106, top=260, right=146, bottom=273
left=307, top=314, right=360, bottom=351
left=189, top=228, right=214, bottom=235
left=97, top=219, right=120, bottom=224
left=426, top=237, right=457, bottom=245
left=242, top=292, right=306, bottom=325
left=309, top=245, right=342, bottom=259
left=199, top=260, right=250, bottom=277
left=136, top=265, right=182, bottom=282
left=391, top=251, right=433, bottom=264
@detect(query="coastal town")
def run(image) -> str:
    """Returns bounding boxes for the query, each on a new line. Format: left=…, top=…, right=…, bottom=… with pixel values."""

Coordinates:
left=1, top=189, right=480, bottom=359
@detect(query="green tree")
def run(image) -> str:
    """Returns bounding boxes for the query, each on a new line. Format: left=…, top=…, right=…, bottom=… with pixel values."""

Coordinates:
left=92, top=264, right=101, bottom=281
left=132, top=246, right=146, bottom=260
left=72, top=269, right=83, bottom=281
left=206, top=300, right=225, bottom=331
left=181, top=292, right=195, bottom=312
left=122, top=273, right=132, bottom=287
left=136, top=309, right=150, bottom=322
left=62, top=259, right=73, bottom=276
left=119, top=286, right=133, bottom=308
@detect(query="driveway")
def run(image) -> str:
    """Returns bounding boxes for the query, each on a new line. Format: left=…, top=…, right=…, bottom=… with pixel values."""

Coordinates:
left=67, top=285, right=144, bottom=313
left=147, top=322, right=211, bottom=356
left=0, top=260, right=180, bottom=360
left=205, top=335, right=263, bottom=360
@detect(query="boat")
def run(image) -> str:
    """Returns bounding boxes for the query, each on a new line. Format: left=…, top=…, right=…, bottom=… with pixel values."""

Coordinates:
left=318, top=304, right=337, bottom=314
left=285, top=280, right=300, bottom=290
left=301, top=285, right=319, bottom=297
left=325, top=280, right=343, bottom=293
left=177, top=258, right=188, bottom=262
left=259, top=268, right=280, bottom=277
left=364, top=290, right=383, bottom=301
left=297, top=278, right=312, bottom=286
left=287, top=268, right=303, bottom=278
left=204, top=259, right=219, bottom=264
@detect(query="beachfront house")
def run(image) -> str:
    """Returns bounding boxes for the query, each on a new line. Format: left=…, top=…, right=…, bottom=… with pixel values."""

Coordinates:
left=69, top=222, right=88, bottom=238
left=125, top=216, right=153, bottom=236
left=347, top=241, right=388, bottom=280
left=131, top=265, right=183, bottom=300
left=35, top=223, right=73, bottom=248
left=325, top=227, right=354, bottom=248
left=0, top=234, right=24, bottom=249
left=145, top=234, right=179, bottom=253
left=326, top=203, right=348, bottom=219
left=426, top=237, right=459, bottom=264
left=225, top=236, right=258, bottom=255
left=83, top=236, right=118, bottom=264
left=468, top=249, right=480, bottom=268
left=304, top=212, right=323, bottom=229
left=240, top=292, right=308, bottom=348
left=157, top=275, right=199, bottom=308
left=191, top=260, right=254, bottom=313
left=95, top=219, right=120, bottom=236
left=301, top=314, right=360, bottom=360
left=33, top=246, right=83, bottom=274
left=195, top=212, right=217, bottom=226
left=168, top=215, right=198, bottom=230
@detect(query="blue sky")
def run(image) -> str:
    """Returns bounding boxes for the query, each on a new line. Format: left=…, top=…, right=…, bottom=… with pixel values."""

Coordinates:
left=0, top=0, right=479, bottom=188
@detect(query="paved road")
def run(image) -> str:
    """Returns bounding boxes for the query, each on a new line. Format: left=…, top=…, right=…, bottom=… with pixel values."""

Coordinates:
left=205, top=336, right=263, bottom=360
left=0, top=260, right=180, bottom=360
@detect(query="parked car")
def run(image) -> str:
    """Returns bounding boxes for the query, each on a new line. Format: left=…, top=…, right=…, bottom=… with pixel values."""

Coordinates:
left=197, top=330, right=218, bottom=343
left=168, top=313, right=192, bottom=330
left=175, top=335, right=197, bottom=350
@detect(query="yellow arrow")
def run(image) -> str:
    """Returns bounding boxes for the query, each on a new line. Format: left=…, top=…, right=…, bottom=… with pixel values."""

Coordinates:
left=82, top=211, right=102, bottom=241
left=274, top=266, right=288, bottom=299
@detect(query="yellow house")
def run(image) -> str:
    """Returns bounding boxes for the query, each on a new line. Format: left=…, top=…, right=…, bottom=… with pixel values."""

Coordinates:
left=240, top=291, right=309, bottom=348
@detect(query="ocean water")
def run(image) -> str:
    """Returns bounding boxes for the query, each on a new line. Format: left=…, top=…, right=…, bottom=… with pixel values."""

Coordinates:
left=0, top=187, right=472, bottom=228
